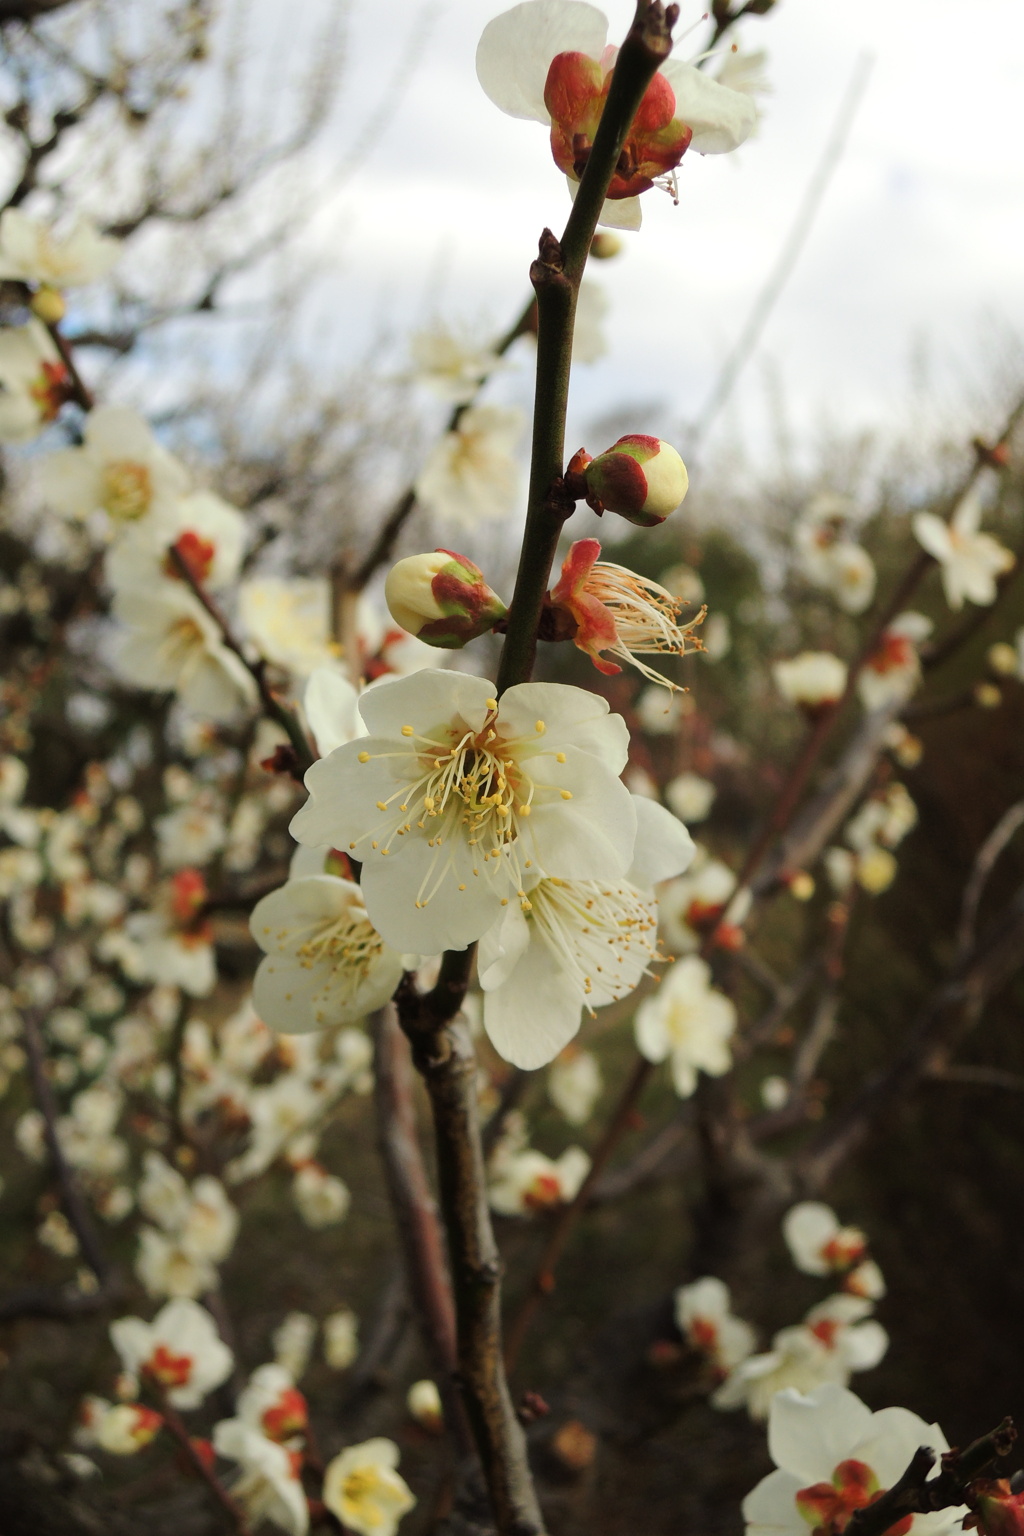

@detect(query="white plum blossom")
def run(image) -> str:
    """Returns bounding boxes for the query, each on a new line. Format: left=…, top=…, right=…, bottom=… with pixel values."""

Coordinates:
left=658, top=846, right=737, bottom=953
left=845, top=783, right=917, bottom=856
left=249, top=876, right=404, bottom=1034
left=547, top=1046, right=602, bottom=1125
left=292, top=1162, right=352, bottom=1228
left=489, top=1145, right=590, bottom=1214
left=154, top=800, right=227, bottom=870
left=106, top=490, right=247, bottom=594
left=634, top=954, right=736, bottom=1097
left=665, top=771, right=715, bottom=823
left=477, top=796, right=693, bottom=1068
left=407, top=1378, right=444, bottom=1432
left=773, top=652, right=848, bottom=712
left=845, top=1259, right=887, bottom=1301
left=213, top=1419, right=309, bottom=1536
left=415, top=404, right=523, bottom=527
left=783, top=1202, right=867, bottom=1275
left=273, top=1311, right=318, bottom=1381
left=914, top=489, right=1015, bottom=610
left=0, top=320, right=68, bottom=442
left=742, top=1384, right=965, bottom=1536
left=236, top=1363, right=309, bottom=1442
left=303, top=666, right=366, bottom=758
left=291, top=670, right=638, bottom=956
left=795, top=497, right=876, bottom=615
left=714, top=1296, right=888, bottom=1420
left=40, top=406, right=190, bottom=524
left=113, top=584, right=258, bottom=723
left=85, top=1399, right=163, bottom=1455
left=238, top=576, right=340, bottom=679
left=110, top=1297, right=234, bottom=1410
left=0, top=208, right=120, bottom=288
left=476, top=0, right=756, bottom=229
left=674, top=1276, right=757, bottom=1377
left=322, top=1438, right=415, bottom=1536
left=857, top=612, right=932, bottom=711
left=409, top=323, right=500, bottom=403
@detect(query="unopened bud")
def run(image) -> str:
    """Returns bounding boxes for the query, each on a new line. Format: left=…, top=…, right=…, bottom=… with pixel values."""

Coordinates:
left=789, top=871, right=815, bottom=902
left=589, top=232, right=623, bottom=260
left=987, top=641, right=1018, bottom=677
left=406, top=1378, right=444, bottom=1433
left=581, top=435, right=688, bottom=527
left=30, top=284, right=65, bottom=325
left=384, top=550, right=507, bottom=649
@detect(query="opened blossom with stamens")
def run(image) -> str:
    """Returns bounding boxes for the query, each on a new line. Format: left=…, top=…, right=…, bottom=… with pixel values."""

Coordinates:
left=290, top=669, right=636, bottom=955
left=39, top=405, right=190, bottom=524
left=249, top=875, right=404, bottom=1034
left=548, top=537, right=704, bottom=688
left=476, top=0, right=756, bottom=230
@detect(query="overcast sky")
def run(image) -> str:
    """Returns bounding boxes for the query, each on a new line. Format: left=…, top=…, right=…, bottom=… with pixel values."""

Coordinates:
left=301, top=0, right=1024, bottom=464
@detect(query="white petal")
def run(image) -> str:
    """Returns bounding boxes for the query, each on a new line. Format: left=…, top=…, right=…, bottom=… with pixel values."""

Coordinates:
left=476, top=0, right=607, bottom=123
left=767, top=1383, right=874, bottom=1481
left=661, top=59, right=757, bottom=153
left=912, top=511, right=952, bottom=563
left=357, top=668, right=492, bottom=738
left=478, top=902, right=532, bottom=989
left=522, top=747, right=636, bottom=878
left=499, top=681, right=627, bottom=771
left=840, top=1320, right=888, bottom=1373
left=742, top=1468, right=805, bottom=1536
left=851, top=1407, right=949, bottom=1487
left=782, top=1201, right=837, bottom=1275
left=628, top=796, right=696, bottom=888
left=359, top=836, right=506, bottom=954
left=304, top=667, right=364, bottom=756
left=484, top=930, right=583, bottom=1067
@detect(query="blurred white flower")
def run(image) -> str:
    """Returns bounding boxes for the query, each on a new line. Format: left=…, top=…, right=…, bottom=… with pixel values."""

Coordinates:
left=773, top=652, right=847, bottom=711
left=675, top=1275, right=757, bottom=1376
left=292, top=1162, right=351, bottom=1228
left=113, top=584, right=257, bottom=723
left=238, top=576, right=339, bottom=679
left=415, top=404, right=523, bottom=526
left=323, top=1438, right=415, bottom=1536
left=665, top=771, right=715, bottom=824
left=547, top=1046, right=602, bottom=1126
left=635, top=954, right=736, bottom=1097
left=488, top=1144, right=590, bottom=1215
left=111, top=1297, right=233, bottom=1409
left=40, top=406, right=190, bottom=523
left=857, top=612, right=932, bottom=711
left=106, top=490, right=246, bottom=594
left=323, top=1307, right=359, bottom=1370
left=408, top=323, right=499, bottom=403
left=0, top=209, right=120, bottom=288
left=0, top=320, right=68, bottom=442
left=914, top=489, right=1015, bottom=610
left=273, top=1311, right=317, bottom=1381
left=213, top=1419, right=309, bottom=1536
left=783, top=1202, right=867, bottom=1275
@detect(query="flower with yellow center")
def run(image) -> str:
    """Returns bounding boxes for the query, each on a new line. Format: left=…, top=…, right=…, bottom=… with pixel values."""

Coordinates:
left=290, top=669, right=636, bottom=954
left=323, top=1438, right=415, bottom=1536
left=250, top=875, right=403, bottom=1034
left=112, top=584, right=257, bottom=722
left=414, top=404, right=523, bottom=527
left=39, top=405, right=190, bottom=525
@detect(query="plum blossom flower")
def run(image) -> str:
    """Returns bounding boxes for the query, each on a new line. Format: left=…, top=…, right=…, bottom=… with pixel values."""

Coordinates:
left=476, top=794, right=694, bottom=1067
left=84, top=1399, right=163, bottom=1455
left=0, top=209, right=120, bottom=288
left=794, top=497, right=876, bottom=615
left=783, top=1202, right=867, bottom=1276
left=238, top=576, right=342, bottom=679
left=634, top=953, right=736, bottom=1097
left=40, top=406, right=190, bottom=524
left=213, top=1419, right=309, bottom=1536
left=292, top=1161, right=352, bottom=1228
left=547, top=1044, right=602, bottom=1125
left=322, top=1438, right=415, bottom=1536
left=0, top=320, right=70, bottom=441
left=675, top=1276, right=757, bottom=1377
left=154, top=799, right=227, bottom=870
left=658, top=846, right=737, bottom=953
left=236, top=1363, right=309, bottom=1443
left=273, top=1312, right=318, bottom=1381
left=324, top=1308, right=359, bottom=1370
left=123, top=870, right=218, bottom=996
left=845, top=1260, right=886, bottom=1301
left=407, top=1379, right=444, bottom=1432
left=547, top=538, right=703, bottom=687
left=488, top=1143, right=591, bottom=1215
left=476, top=0, right=756, bottom=229
left=857, top=613, right=932, bottom=711
left=111, top=1297, right=234, bottom=1410
left=106, top=491, right=246, bottom=594
left=914, top=490, right=1015, bottom=610
left=408, top=323, right=500, bottom=403
left=249, top=875, right=404, bottom=1034
left=665, top=770, right=715, bottom=823
left=774, top=652, right=848, bottom=714
left=414, top=404, right=523, bottom=527
left=290, top=669, right=637, bottom=955
left=714, top=1298, right=887, bottom=1420
left=112, top=584, right=258, bottom=723
left=844, top=783, right=917, bottom=856
left=742, top=1384, right=964, bottom=1536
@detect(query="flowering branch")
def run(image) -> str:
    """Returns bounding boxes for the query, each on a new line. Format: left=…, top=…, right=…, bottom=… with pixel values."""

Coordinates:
left=149, top=1383, right=252, bottom=1535
left=843, top=1418, right=1016, bottom=1536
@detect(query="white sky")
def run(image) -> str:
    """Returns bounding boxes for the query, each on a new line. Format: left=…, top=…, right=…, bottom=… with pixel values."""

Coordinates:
left=303, top=0, right=1024, bottom=463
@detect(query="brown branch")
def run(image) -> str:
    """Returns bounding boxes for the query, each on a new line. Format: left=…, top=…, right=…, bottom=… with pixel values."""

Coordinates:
left=926, top=1063, right=1024, bottom=1093
left=844, top=1418, right=1016, bottom=1536
left=956, top=799, right=1024, bottom=962
left=371, top=1004, right=473, bottom=1457
left=151, top=1385, right=251, bottom=1534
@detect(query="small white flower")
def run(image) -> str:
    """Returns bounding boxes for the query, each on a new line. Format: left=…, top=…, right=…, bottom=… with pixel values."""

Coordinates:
left=634, top=954, right=736, bottom=1097
left=658, top=847, right=737, bottom=953
left=675, top=1276, right=757, bottom=1376
left=40, top=406, right=190, bottom=524
left=773, top=652, right=848, bottom=711
left=665, top=771, right=715, bottom=824
left=914, top=489, right=1015, bottom=610
left=238, top=577, right=340, bottom=679
left=407, top=1378, right=444, bottom=1431
left=113, top=584, right=257, bottom=723
left=782, top=1201, right=868, bottom=1275
left=415, top=404, right=523, bottom=527
left=408, top=323, right=499, bottom=404
left=488, top=1144, right=591, bottom=1215
left=291, top=670, right=638, bottom=956
left=324, top=1308, right=359, bottom=1370
left=273, top=1312, right=318, bottom=1381
left=0, top=320, right=68, bottom=442
left=292, top=1162, right=352, bottom=1228
left=0, top=209, right=120, bottom=288
left=155, top=800, right=227, bottom=870
left=110, top=1297, right=233, bottom=1409
left=742, top=1384, right=964, bottom=1536
left=857, top=612, right=932, bottom=711
left=236, top=1363, right=309, bottom=1442
left=322, top=1438, right=415, bottom=1536
left=213, top=1419, right=309, bottom=1536
left=106, top=490, right=246, bottom=594
left=249, top=876, right=404, bottom=1034
left=547, top=1046, right=602, bottom=1125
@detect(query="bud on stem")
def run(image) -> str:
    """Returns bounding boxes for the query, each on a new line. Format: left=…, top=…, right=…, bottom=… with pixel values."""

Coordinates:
left=385, top=550, right=507, bottom=649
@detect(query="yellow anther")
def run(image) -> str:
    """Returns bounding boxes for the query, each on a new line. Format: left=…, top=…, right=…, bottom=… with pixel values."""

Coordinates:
left=560, top=789, right=573, bottom=800
left=535, top=720, right=545, bottom=734
left=376, top=800, right=388, bottom=811
left=399, top=803, right=408, bottom=812
left=371, top=840, right=378, bottom=849
left=458, top=884, right=467, bottom=891
left=556, top=752, right=566, bottom=764
left=500, top=898, right=509, bottom=906
left=358, top=751, right=370, bottom=763
left=424, top=796, right=435, bottom=810
left=349, top=842, right=356, bottom=850
left=486, top=697, right=498, bottom=710
left=401, top=725, right=415, bottom=736
left=518, top=804, right=531, bottom=816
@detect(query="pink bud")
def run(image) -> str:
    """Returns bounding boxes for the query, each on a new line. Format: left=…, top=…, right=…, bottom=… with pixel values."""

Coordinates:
left=582, top=435, right=688, bottom=527
left=384, top=550, right=507, bottom=649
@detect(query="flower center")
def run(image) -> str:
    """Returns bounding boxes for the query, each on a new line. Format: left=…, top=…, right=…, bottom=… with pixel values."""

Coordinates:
left=867, top=632, right=914, bottom=676
left=342, top=1466, right=389, bottom=1513
left=523, top=1172, right=564, bottom=1210
left=295, top=909, right=385, bottom=988
left=103, top=459, right=153, bottom=520
left=145, top=1343, right=193, bottom=1389
left=528, top=877, right=660, bottom=1004
left=797, top=1461, right=910, bottom=1536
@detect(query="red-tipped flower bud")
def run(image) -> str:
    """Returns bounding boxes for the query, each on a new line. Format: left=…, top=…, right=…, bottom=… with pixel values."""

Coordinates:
left=384, top=550, right=507, bottom=649
left=581, top=435, right=689, bottom=527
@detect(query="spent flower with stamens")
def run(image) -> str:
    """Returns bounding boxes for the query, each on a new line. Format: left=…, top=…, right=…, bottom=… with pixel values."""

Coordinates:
left=548, top=537, right=704, bottom=687
left=385, top=550, right=508, bottom=649
left=290, top=670, right=636, bottom=954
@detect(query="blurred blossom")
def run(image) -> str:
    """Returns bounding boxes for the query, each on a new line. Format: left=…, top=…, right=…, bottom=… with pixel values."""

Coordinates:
left=322, top=1438, right=415, bottom=1536
left=634, top=955, right=736, bottom=1097
left=665, top=770, right=715, bottom=824
left=773, top=652, right=848, bottom=712
left=408, top=323, right=500, bottom=403
left=273, top=1312, right=317, bottom=1381
left=323, top=1308, right=359, bottom=1371
left=675, top=1276, right=757, bottom=1377
left=415, top=404, right=523, bottom=527
left=547, top=1046, right=602, bottom=1125
left=0, top=208, right=120, bottom=288
left=40, top=407, right=190, bottom=525
left=913, top=489, right=1015, bottom=610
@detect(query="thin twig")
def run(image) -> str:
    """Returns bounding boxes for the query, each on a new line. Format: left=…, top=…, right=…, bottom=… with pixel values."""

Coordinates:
left=151, top=1384, right=251, bottom=1534
left=956, top=799, right=1024, bottom=962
